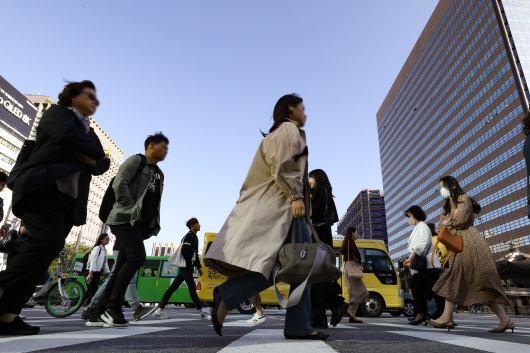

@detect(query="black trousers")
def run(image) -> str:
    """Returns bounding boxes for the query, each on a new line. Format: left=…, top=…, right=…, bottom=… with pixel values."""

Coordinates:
left=411, top=268, right=445, bottom=317
left=95, top=224, right=146, bottom=314
left=311, top=225, right=345, bottom=325
left=0, top=186, right=75, bottom=315
left=158, top=268, right=202, bottom=310
left=86, top=271, right=101, bottom=305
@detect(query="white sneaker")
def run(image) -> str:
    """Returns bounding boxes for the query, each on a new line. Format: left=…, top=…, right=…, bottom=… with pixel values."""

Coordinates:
left=153, top=311, right=170, bottom=319
left=246, top=314, right=267, bottom=324
left=200, top=307, right=212, bottom=320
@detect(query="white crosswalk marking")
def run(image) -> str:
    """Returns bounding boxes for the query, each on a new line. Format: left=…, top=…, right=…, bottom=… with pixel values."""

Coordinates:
left=130, top=318, right=195, bottom=325
left=389, top=330, right=529, bottom=353
left=219, top=329, right=337, bottom=353
left=0, top=326, right=173, bottom=353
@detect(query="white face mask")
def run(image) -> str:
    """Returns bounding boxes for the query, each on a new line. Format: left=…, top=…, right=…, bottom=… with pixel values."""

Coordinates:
left=407, top=216, right=416, bottom=226
left=440, top=187, right=451, bottom=199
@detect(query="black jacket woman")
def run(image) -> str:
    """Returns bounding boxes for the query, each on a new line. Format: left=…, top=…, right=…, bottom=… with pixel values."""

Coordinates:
left=309, top=169, right=348, bottom=328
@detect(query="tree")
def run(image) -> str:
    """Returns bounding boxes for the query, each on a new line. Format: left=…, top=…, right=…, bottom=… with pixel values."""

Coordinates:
left=48, top=243, right=92, bottom=277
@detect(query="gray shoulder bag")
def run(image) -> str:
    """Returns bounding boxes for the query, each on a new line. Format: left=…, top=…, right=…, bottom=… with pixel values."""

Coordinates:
left=273, top=217, right=342, bottom=308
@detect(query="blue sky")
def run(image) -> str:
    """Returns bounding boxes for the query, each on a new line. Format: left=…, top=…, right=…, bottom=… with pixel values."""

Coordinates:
left=1, top=0, right=438, bottom=250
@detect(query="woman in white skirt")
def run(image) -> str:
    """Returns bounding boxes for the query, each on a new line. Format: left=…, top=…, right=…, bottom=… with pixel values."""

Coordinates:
left=341, top=227, right=369, bottom=323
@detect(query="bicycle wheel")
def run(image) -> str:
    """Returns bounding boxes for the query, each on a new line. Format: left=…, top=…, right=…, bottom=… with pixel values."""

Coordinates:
left=45, top=279, right=86, bottom=318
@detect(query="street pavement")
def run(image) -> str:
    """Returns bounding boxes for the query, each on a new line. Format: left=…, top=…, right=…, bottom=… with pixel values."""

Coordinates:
left=1, top=307, right=530, bottom=352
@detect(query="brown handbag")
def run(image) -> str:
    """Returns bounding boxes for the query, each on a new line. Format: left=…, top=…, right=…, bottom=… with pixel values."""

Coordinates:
left=431, top=217, right=463, bottom=268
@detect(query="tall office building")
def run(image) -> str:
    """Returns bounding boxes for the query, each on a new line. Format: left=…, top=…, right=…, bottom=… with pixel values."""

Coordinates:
left=25, top=96, right=125, bottom=250
left=337, top=189, right=388, bottom=246
left=377, top=0, right=530, bottom=263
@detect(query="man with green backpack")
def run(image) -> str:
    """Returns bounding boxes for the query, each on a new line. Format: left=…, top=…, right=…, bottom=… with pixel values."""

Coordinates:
left=86, top=132, right=168, bottom=328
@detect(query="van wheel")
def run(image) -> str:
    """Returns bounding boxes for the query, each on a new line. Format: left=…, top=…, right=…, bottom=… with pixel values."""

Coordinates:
left=237, top=300, right=256, bottom=315
left=403, top=300, right=415, bottom=317
left=361, top=294, right=384, bottom=317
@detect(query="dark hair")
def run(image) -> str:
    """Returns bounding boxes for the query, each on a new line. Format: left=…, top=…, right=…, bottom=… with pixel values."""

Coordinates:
left=0, top=171, right=7, bottom=183
left=92, top=233, right=109, bottom=249
left=341, top=226, right=357, bottom=254
left=522, top=111, right=530, bottom=135
left=440, top=176, right=481, bottom=214
left=404, top=205, right=427, bottom=222
left=57, top=80, right=96, bottom=107
left=309, top=169, right=333, bottom=194
left=186, top=218, right=199, bottom=229
left=427, top=223, right=437, bottom=236
left=144, top=132, right=169, bottom=151
left=262, top=93, right=303, bottom=137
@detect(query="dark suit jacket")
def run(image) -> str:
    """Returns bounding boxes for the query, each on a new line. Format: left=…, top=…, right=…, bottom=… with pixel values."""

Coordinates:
left=12, top=105, right=110, bottom=225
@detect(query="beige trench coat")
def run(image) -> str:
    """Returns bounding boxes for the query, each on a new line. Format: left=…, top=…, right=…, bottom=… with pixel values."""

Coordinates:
left=204, top=121, right=308, bottom=278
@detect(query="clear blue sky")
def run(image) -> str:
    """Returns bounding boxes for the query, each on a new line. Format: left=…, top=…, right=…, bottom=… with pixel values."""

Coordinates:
left=1, top=0, right=438, bottom=250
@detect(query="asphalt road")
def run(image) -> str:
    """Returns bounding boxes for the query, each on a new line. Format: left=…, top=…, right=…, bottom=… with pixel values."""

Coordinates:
left=1, top=307, right=530, bottom=353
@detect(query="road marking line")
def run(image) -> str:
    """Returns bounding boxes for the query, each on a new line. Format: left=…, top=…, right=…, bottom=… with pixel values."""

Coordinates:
left=389, top=330, right=530, bottom=353
left=218, top=329, right=337, bottom=353
left=24, top=318, right=81, bottom=323
left=0, top=326, right=173, bottom=353
left=369, top=322, right=473, bottom=332
left=130, top=318, right=196, bottom=325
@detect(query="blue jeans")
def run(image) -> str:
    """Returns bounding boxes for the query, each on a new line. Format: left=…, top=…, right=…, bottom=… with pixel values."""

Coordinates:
left=219, top=218, right=313, bottom=336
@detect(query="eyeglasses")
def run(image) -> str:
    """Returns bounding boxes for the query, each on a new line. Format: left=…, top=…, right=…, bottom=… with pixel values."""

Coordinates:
left=82, top=92, right=100, bottom=106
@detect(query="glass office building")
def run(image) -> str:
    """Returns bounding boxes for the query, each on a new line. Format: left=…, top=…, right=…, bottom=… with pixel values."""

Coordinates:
left=377, top=0, right=530, bottom=263
left=337, top=189, right=388, bottom=246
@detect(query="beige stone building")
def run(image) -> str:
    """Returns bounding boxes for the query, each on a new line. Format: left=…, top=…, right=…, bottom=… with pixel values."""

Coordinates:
left=151, top=243, right=180, bottom=257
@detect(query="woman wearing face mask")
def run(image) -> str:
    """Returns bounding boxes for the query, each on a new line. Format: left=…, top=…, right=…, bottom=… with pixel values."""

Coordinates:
left=426, top=176, right=513, bottom=333
left=403, top=206, right=444, bottom=325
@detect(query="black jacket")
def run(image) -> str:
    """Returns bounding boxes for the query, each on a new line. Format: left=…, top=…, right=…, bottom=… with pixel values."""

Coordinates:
left=181, top=231, right=201, bottom=270
left=12, top=105, right=110, bottom=225
left=311, top=186, right=339, bottom=227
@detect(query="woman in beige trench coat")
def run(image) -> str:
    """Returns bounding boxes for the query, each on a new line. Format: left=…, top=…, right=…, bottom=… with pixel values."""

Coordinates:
left=204, top=94, right=328, bottom=341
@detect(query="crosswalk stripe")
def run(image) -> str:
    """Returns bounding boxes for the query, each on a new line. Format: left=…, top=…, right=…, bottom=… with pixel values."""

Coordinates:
left=0, top=326, right=173, bottom=353
left=218, top=329, right=337, bottom=353
left=130, top=318, right=195, bottom=325
left=389, top=330, right=529, bottom=353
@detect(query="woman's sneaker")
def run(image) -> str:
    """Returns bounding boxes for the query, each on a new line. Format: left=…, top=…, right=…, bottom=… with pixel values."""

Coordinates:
left=133, top=305, right=158, bottom=322
left=101, top=309, right=129, bottom=327
left=0, top=317, right=39, bottom=335
left=153, top=311, right=170, bottom=319
left=81, top=308, right=93, bottom=321
left=200, top=307, right=212, bottom=320
left=246, top=314, right=267, bottom=324
left=86, top=315, right=113, bottom=328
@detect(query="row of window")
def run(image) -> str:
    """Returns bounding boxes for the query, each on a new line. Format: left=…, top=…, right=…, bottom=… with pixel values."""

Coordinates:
left=382, top=39, right=507, bottom=182
left=0, top=152, right=15, bottom=166
left=380, top=0, right=490, bottom=148
left=379, top=0, right=487, bottom=146
left=382, top=11, right=499, bottom=161
left=386, top=90, right=520, bottom=226
left=388, top=152, right=524, bottom=244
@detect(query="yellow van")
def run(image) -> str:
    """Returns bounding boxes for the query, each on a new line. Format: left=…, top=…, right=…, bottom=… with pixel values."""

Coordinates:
left=197, top=233, right=403, bottom=317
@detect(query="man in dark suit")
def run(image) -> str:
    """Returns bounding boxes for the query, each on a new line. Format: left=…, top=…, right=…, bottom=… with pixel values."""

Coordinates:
left=0, top=80, right=110, bottom=335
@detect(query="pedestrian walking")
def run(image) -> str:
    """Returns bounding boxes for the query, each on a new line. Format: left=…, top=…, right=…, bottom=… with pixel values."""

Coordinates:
left=341, top=227, right=369, bottom=324
left=308, top=169, right=348, bottom=328
left=204, top=94, right=328, bottom=340
left=82, top=237, right=157, bottom=322
left=427, top=176, right=514, bottom=333
left=87, top=132, right=167, bottom=328
left=402, top=206, right=444, bottom=325
left=0, top=172, right=7, bottom=223
left=85, top=233, right=110, bottom=305
left=83, top=240, right=156, bottom=321
left=0, top=80, right=110, bottom=336
left=154, top=218, right=211, bottom=320
left=246, top=295, right=267, bottom=324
